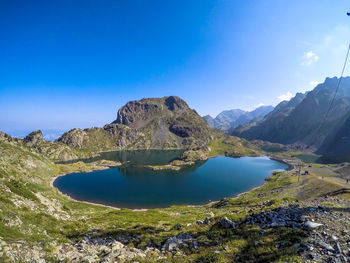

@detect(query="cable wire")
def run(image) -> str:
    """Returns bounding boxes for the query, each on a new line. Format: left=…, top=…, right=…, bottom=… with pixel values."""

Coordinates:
left=314, top=43, right=350, bottom=141
left=322, top=43, right=350, bottom=125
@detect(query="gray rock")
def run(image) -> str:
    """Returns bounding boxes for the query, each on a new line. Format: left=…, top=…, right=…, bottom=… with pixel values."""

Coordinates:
left=220, top=217, right=236, bottom=228
left=318, top=241, right=334, bottom=251
left=203, top=217, right=211, bottom=224
left=334, top=242, right=342, bottom=254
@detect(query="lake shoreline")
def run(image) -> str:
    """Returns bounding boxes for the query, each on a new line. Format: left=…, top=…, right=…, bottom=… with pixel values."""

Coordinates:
left=51, top=155, right=292, bottom=211
left=50, top=170, right=148, bottom=212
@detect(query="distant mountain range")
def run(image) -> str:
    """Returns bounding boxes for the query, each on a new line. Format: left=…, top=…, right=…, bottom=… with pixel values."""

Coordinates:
left=203, top=105, right=274, bottom=133
left=233, top=76, right=350, bottom=162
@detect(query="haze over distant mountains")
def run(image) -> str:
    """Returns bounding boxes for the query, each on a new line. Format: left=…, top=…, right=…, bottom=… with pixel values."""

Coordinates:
left=233, top=76, right=350, bottom=162
left=203, top=105, right=274, bottom=133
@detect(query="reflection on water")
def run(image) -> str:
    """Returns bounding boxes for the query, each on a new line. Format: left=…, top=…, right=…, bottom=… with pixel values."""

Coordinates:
left=58, top=149, right=185, bottom=165
left=54, top=154, right=288, bottom=209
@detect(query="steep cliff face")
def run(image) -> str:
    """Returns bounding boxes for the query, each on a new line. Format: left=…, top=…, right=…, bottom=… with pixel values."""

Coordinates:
left=57, top=96, right=219, bottom=151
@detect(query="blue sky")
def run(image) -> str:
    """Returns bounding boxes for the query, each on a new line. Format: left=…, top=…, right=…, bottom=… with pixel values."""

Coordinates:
left=1, top=0, right=350, bottom=133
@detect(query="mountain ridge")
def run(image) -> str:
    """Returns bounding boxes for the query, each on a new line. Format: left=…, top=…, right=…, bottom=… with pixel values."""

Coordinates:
left=204, top=105, right=274, bottom=133
left=233, top=76, right=350, bottom=161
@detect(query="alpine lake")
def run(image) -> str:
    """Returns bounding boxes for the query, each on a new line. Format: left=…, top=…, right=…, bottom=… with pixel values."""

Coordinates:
left=54, top=150, right=288, bottom=209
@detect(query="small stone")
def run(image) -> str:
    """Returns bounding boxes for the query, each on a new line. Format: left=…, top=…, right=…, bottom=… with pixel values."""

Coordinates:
left=318, top=241, right=334, bottom=251
left=304, top=221, right=323, bottom=229
left=308, top=252, right=315, bottom=259
left=254, top=240, right=259, bottom=246
left=331, top=235, right=339, bottom=241
left=219, top=217, right=236, bottom=228
left=203, top=217, right=211, bottom=224
left=334, top=242, right=342, bottom=254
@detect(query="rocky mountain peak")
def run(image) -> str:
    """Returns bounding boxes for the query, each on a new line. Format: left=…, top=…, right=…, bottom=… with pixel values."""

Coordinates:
left=56, top=128, right=87, bottom=148
left=164, top=96, right=188, bottom=111
left=112, top=96, right=191, bottom=129
left=23, top=130, right=44, bottom=146
left=55, top=96, right=217, bottom=151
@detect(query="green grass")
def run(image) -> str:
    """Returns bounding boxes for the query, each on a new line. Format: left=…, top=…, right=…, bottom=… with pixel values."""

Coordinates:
left=1, top=135, right=349, bottom=262
left=5, top=179, right=39, bottom=202
left=292, top=153, right=323, bottom=163
left=209, top=137, right=260, bottom=157
left=261, top=145, right=286, bottom=153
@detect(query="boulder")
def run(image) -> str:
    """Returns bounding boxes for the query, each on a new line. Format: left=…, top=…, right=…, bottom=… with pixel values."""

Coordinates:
left=220, top=217, right=236, bottom=228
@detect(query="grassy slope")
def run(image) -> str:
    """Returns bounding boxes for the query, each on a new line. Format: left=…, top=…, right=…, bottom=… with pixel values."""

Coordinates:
left=0, top=137, right=349, bottom=262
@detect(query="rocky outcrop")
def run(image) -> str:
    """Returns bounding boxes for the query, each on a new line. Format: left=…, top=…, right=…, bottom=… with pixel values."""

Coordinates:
left=244, top=198, right=350, bottom=262
left=23, top=130, right=45, bottom=146
left=56, top=124, right=148, bottom=152
left=57, top=96, right=220, bottom=152
left=56, top=128, right=87, bottom=148
left=112, top=96, right=215, bottom=149
left=21, top=130, right=79, bottom=161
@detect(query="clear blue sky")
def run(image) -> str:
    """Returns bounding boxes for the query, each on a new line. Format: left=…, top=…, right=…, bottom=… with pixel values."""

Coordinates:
left=1, top=0, right=350, bottom=132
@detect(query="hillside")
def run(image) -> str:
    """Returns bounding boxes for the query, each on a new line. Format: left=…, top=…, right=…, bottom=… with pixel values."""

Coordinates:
left=233, top=92, right=307, bottom=142
left=318, top=112, right=350, bottom=162
left=233, top=77, right=350, bottom=156
left=1, top=128, right=350, bottom=262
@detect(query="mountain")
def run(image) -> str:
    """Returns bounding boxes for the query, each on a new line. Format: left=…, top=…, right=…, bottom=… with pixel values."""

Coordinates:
left=204, top=106, right=274, bottom=133
left=57, top=96, right=219, bottom=151
left=233, top=93, right=307, bottom=141
left=213, top=109, right=246, bottom=132
left=203, top=115, right=215, bottom=127
left=233, top=77, right=350, bottom=155
left=247, top=105, right=275, bottom=119
left=318, top=112, right=350, bottom=162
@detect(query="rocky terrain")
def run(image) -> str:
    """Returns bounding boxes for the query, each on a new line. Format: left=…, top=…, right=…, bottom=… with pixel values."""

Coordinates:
left=0, top=95, right=349, bottom=262
left=21, top=131, right=82, bottom=161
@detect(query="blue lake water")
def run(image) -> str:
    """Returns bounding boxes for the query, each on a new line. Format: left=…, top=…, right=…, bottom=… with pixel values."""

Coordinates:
left=53, top=152, right=288, bottom=209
